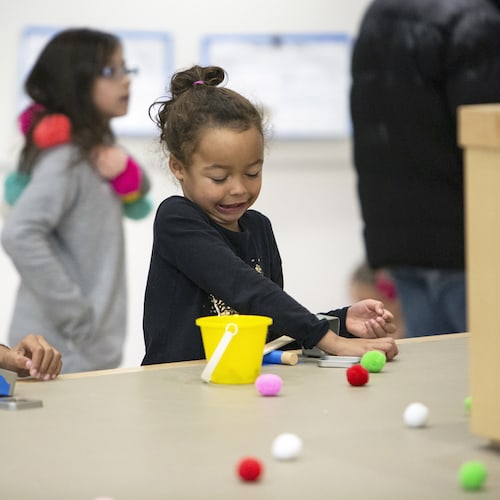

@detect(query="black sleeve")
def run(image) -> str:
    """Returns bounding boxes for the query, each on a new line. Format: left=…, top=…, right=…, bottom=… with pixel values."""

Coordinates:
left=155, top=198, right=330, bottom=348
left=320, top=307, right=357, bottom=338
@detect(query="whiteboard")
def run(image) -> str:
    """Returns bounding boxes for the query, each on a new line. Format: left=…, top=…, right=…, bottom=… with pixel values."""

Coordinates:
left=200, top=33, right=352, bottom=140
left=17, top=26, right=173, bottom=137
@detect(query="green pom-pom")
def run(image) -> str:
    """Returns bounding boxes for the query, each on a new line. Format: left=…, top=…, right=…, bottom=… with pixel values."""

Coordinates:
left=464, top=396, right=472, bottom=413
left=459, top=461, right=487, bottom=490
left=123, top=195, right=153, bottom=220
left=360, top=350, right=386, bottom=373
left=4, top=172, right=30, bottom=206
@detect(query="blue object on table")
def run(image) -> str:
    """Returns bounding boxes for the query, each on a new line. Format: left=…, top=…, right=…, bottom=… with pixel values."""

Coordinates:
left=0, top=369, right=17, bottom=396
left=263, top=350, right=285, bottom=365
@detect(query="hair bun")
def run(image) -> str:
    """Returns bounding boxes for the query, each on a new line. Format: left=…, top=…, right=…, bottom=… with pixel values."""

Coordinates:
left=201, top=66, right=225, bottom=87
left=170, top=65, right=226, bottom=97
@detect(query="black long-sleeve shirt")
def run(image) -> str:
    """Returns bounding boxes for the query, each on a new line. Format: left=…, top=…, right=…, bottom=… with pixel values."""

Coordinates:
left=142, top=196, right=348, bottom=364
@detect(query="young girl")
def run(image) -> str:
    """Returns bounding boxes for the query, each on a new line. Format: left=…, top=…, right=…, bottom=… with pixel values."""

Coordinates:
left=142, top=65, right=398, bottom=365
left=1, top=28, right=151, bottom=373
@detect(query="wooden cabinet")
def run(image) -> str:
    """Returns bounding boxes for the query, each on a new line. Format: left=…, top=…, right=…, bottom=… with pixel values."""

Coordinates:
left=459, top=104, right=500, bottom=444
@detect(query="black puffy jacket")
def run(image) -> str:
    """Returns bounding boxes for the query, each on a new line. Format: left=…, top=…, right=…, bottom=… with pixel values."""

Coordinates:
left=351, top=0, right=500, bottom=270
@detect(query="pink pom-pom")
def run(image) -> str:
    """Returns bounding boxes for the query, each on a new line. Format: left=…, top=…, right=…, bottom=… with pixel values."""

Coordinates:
left=255, top=373, right=282, bottom=396
left=33, top=114, right=71, bottom=148
left=375, top=273, right=397, bottom=300
left=18, top=103, right=45, bottom=135
left=111, top=156, right=142, bottom=196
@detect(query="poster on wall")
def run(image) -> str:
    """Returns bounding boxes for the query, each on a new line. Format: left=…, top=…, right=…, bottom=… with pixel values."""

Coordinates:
left=200, top=33, right=352, bottom=140
left=17, top=26, right=174, bottom=137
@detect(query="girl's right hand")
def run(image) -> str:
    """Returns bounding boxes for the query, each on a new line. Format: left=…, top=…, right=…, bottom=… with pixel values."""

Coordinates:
left=92, top=145, right=128, bottom=180
left=2, top=334, right=63, bottom=380
left=316, top=330, right=399, bottom=361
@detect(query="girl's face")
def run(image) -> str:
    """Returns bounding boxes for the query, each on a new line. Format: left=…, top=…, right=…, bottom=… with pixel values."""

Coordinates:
left=92, top=45, right=131, bottom=120
left=170, top=126, right=264, bottom=232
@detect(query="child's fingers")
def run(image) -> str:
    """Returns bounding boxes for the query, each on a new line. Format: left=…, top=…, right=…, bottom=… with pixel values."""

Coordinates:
left=372, top=337, right=398, bottom=360
left=366, top=318, right=391, bottom=338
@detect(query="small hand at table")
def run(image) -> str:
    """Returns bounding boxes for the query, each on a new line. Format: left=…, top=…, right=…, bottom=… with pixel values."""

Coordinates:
left=317, top=333, right=399, bottom=361
left=346, top=299, right=396, bottom=338
left=316, top=299, right=399, bottom=361
left=1, top=334, right=62, bottom=380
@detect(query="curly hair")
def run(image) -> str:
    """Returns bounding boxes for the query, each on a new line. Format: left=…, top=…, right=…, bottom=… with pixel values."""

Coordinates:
left=150, top=65, right=266, bottom=165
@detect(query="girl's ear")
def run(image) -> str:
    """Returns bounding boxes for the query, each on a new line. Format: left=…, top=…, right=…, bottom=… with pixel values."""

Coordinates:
left=169, top=155, right=184, bottom=182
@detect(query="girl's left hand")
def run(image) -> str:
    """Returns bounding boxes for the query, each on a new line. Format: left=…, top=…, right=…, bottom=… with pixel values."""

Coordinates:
left=346, top=299, right=397, bottom=338
left=92, top=145, right=128, bottom=180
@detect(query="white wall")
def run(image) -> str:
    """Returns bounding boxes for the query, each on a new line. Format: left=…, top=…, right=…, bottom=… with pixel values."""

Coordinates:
left=0, top=0, right=371, bottom=368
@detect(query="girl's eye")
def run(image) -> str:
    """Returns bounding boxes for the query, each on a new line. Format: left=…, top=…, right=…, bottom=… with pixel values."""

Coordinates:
left=211, top=177, right=227, bottom=184
left=100, top=65, right=139, bottom=80
left=246, top=172, right=260, bottom=178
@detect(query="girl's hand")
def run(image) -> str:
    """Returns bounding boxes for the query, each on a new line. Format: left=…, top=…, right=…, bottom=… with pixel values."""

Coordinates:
left=316, top=330, right=399, bottom=361
left=1, top=334, right=62, bottom=380
left=346, top=299, right=397, bottom=338
left=92, top=145, right=128, bottom=180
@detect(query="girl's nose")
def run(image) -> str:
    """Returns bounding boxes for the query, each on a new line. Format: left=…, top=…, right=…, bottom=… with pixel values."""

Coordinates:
left=228, top=177, right=247, bottom=195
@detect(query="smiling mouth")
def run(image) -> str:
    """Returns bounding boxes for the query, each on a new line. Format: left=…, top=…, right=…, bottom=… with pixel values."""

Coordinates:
left=218, top=202, right=246, bottom=211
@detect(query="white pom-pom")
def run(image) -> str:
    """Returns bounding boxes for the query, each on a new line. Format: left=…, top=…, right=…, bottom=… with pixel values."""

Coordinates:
left=271, top=432, right=303, bottom=460
left=403, top=402, right=429, bottom=428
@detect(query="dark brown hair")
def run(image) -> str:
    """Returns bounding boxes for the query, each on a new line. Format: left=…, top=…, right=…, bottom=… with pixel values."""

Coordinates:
left=20, top=28, right=120, bottom=173
left=150, top=65, right=265, bottom=165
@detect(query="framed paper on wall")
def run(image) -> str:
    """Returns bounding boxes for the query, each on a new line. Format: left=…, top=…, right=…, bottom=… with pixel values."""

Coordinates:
left=200, top=33, right=352, bottom=140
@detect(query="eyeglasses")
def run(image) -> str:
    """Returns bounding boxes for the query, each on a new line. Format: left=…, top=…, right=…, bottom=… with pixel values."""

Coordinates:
left=100, top=66, right=139, bottom=81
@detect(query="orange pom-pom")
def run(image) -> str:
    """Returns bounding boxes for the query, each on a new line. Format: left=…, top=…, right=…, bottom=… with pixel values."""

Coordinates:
left=120, top=191, right=141, bottom=203
left=33, top=114, right=71, bottom=149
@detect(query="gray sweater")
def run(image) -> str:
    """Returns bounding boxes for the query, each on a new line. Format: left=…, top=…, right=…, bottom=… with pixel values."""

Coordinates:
left=1, top=145, right=127, bottom=373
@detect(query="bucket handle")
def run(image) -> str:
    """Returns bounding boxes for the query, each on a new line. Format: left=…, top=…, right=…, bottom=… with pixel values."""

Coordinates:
left=201, top=323, right=238, bottom=383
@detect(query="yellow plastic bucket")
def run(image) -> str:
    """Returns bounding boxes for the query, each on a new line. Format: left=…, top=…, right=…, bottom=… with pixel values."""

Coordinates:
left=196, top=315, right=273, bottom=384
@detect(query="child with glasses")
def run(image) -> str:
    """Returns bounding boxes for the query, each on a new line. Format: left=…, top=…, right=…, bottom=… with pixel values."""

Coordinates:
left=2, top=28, right=152, bottom=373
left=142, top=65, right=398, bottom=365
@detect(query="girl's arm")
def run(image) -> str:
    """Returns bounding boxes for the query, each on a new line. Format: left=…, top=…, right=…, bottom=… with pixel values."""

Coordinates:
left=155, top=198, right=330, bottom=349
left=92, top=145, right=152, bottom=219
left=155, top=198, right=398, bottom=359
left=1, top=148, right=94, bottom=344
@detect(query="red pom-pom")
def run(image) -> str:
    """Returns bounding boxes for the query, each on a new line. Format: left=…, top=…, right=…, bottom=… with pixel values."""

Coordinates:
left=33, top=114, right=71, bottom=148
left=237, top=457, right=263, bottom=482
left=346, top=364, right=369, bottom=386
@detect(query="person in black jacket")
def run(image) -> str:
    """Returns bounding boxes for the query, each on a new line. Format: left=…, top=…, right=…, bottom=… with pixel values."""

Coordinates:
left=142, top=65, right=399, bottom=365
left=350, top=0, right=500, bottom=337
